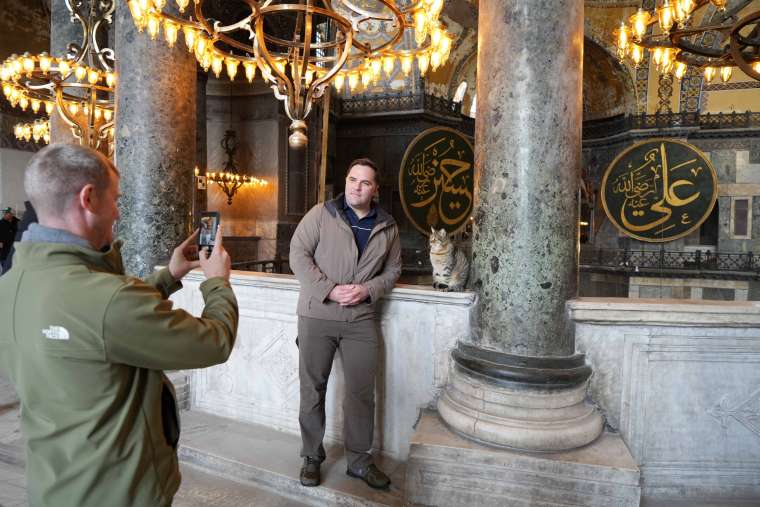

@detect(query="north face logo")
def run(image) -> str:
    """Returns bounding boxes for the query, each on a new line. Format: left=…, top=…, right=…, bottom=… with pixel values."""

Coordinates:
left=42, top=326, right=70, bottom=341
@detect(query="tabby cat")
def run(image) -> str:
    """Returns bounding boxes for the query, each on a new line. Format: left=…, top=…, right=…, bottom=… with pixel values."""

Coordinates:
left=429, top=227, right=469, bottom=292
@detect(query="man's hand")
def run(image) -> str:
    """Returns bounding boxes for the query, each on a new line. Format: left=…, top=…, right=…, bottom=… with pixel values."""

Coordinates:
left=199, top=225, right=231, bottom=281
left=168, top=229, right=201, bottom=281
left=328, top=284, right=369, bottom=306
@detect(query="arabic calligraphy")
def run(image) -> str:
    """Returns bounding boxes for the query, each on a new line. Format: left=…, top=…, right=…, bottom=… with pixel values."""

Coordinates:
left=399, top=127, right=474, bottom=235
left=601, top=139, right=717, bottom=243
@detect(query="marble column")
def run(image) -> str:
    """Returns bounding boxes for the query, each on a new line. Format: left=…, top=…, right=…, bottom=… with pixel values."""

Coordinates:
left=437, top=0, right=602, bottom=451
left=49, top=0, right=81, bottom=144
left=114, top=1, right=196, bottom=277
left=193, top=71, right=208, bottom=226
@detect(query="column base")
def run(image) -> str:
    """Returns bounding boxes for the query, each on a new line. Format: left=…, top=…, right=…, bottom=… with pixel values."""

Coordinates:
left=405, top=410, right=641, bottom=507
left=437, top=343, right=604, bottom=451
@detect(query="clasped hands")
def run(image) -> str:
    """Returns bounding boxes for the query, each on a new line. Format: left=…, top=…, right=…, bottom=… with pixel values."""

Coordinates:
left=328, top=283, right=369, bottom=306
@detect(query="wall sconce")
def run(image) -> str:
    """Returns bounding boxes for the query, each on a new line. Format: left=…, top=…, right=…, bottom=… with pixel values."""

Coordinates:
left=205, top=130, right=267, bottom=205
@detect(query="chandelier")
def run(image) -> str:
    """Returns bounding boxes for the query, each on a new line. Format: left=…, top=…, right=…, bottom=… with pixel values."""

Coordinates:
left=126, top=0, right=455, bottom=148
left=203, top=130, right=267, bottom=205
left=614, top=0, right=760, bottom=83
left=14, top=119, right=51, bottom=144
left=0, top=0, right=116, bottom=153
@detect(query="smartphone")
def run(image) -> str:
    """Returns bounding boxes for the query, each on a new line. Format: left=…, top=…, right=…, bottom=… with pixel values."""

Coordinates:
left=198, top=211, right=220, bottom=250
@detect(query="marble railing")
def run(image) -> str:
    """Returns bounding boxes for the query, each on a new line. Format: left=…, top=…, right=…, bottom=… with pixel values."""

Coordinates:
left=571, top=297, right=760, bottom=500
left=170, top=270, right=476, bottom=460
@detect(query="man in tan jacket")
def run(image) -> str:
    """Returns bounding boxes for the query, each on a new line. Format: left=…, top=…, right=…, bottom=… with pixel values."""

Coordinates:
left=290, top=158, right=401, bottom=490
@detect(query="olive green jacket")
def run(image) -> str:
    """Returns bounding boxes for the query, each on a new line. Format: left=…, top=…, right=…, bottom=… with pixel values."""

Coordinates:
left=289, top=194, right=402, bottom=322
left=0, top=240, right=238, bottom=507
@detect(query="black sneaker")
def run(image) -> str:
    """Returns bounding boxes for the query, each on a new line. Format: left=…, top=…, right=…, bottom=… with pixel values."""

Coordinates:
left=300, top=456, right=321, bottom=487
left=346, top=463, right=391, bottom=490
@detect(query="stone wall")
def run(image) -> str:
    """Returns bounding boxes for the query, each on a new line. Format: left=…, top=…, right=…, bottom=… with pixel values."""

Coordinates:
left=571, top=297, right=760, bottom=501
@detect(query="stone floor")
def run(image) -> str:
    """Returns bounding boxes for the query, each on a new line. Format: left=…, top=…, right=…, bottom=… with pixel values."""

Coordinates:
left=3, top=374, right=760, bottom=506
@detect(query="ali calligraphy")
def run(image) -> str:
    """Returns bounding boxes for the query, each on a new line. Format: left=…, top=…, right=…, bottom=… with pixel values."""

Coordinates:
left=601, top=139, right=717, bottom=242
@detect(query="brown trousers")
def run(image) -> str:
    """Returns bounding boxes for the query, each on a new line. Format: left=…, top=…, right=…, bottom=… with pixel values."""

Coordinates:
left=298, top=316, right=378, bottom=470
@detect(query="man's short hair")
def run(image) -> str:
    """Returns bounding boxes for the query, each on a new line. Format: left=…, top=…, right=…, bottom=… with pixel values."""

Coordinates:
left=24, top=144, right=118, bottom=217
left=347, top=158, right=379, bottom=183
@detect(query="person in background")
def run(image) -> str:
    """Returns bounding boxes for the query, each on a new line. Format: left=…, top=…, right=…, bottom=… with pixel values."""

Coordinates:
left=1, top=201, right=37, bottom=273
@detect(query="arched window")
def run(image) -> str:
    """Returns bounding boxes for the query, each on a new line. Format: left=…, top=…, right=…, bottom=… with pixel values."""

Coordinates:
left=453, top=81, right=468, bottom=103
left=469, top=95, right=477, bottom=118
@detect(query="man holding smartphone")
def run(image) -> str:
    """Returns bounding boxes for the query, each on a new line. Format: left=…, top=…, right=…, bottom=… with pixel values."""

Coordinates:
left=0, top=144, right=238, bottom=507
left=290, top=158, right=401, bottom=490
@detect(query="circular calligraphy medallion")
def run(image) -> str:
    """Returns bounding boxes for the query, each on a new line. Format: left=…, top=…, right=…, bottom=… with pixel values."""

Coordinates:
left=601, top=138, right=718, bottom=243
left=399, top=127, right=475, bottom=236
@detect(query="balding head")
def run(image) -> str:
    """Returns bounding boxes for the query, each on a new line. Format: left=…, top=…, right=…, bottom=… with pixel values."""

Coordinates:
left=24, top=144, right=118, bottom=220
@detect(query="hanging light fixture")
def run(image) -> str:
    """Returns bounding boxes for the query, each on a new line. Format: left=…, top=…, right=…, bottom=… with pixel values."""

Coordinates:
left=0, top=0, right=115, bottom=153
left=614, top=1, right=760, bottom=84
left=127, top=0, right=456, bottom=149
left=14, top=118, right=50, bottom=144
left=206, top=130, right=267, bottom=205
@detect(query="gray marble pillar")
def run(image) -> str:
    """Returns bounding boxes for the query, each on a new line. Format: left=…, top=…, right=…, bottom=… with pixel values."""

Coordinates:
left=49, top=0, right=81, bottom=144
left=194, top=72, right=208, bottom=225
left=114, top=1, right=196, bottom=277
left=437, top=0, right=602, bottom=451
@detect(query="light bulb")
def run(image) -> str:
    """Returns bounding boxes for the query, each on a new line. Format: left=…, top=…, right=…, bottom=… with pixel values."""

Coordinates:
left=87, top=68, right=99, bottom=85
left=243, top=61, right=256, bottom=82
left=58, top=60, right=71, bottom=75
left=370, top=58, right=382, bottom=81
left=414, top=11, right=427, bottom=45
left=22, top=54, right=35, bottom=75
left=753, top=62, right=760, bottom=74
left=431, top=26, right=443, bottom=48
left=720, top=66, right=732, bottom=83
left=194, top=35, right=208, bottom=60
left=658, top=0, right=674, bottom=34
left=11, top=56, right=22, bottom=75
left=31, top=99, right=40, bottom=113
left=616, top=22, right=629, bottom=53
left=68, top=102, right=79, bottom=115
left=153, top=0, right=166, bottom=9
left=382, top=55, right=395, bottom=77
left=201, top=51, right=212, bottom=72
left=703, top=66, right=716, bottom=82
left=94, top=107, right=102, bottom=120
left=39, top=53, right=52, bottom=73
left=652, top=47, right=663, bottom=66
left=348, top=71, right=359, bottom=92
left=210, top=54, right=223, bottom=78
left=304, top=69, right=314, bottom=85
left=128, top=0, right=144, bottom=27
left=401, top=55, right=413, bottom=75
left=147, top=14, right=161, bottom=40
left=75, top=65, right=87, bottom=81
left=183, top=26, right=197, bottom=52
left=1, top=83, right=11, bottom=97
left=631, top=44, right=644, bottom=66
left=106, top=72, right=116, bottom=88
left=104, top=109, right=113, bottom=121
left=19, top=96, right=29, bottom=110
left=164, top=20, right=179, bottom=48
left=440, top=36, right=452, bottom=61
left=630, top=8, right=651, bottom=41
left=430, top=51, right=442, bottom=71
left=418, top=53, right=430, bottom=76
left=225, top=57, right=239, bottom=80
left=273, top=59, right=286, bottom=75
left=674, top=61, right=687, bottom=79
left=429, top=0, right=444, bottom=18
left=176, top=0, right=189, bottom=11
left=334, top=72, right=345, bottom=91
left=45, top=101, right=53, bottom=114
left=361, top=68, right=372, bottom=89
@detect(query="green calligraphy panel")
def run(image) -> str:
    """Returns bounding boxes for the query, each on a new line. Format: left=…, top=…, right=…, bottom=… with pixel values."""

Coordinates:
left=601, top=139, right=718, bottom=243
left=399, top=127, right=474, bottom=236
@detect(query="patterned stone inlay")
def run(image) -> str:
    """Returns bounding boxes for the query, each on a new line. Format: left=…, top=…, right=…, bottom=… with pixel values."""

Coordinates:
left=708, top=387, right=760, bottom=439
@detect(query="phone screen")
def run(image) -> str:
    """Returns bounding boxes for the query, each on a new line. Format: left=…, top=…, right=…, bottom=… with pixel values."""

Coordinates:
left=198, top=211, right=220, bottom=248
